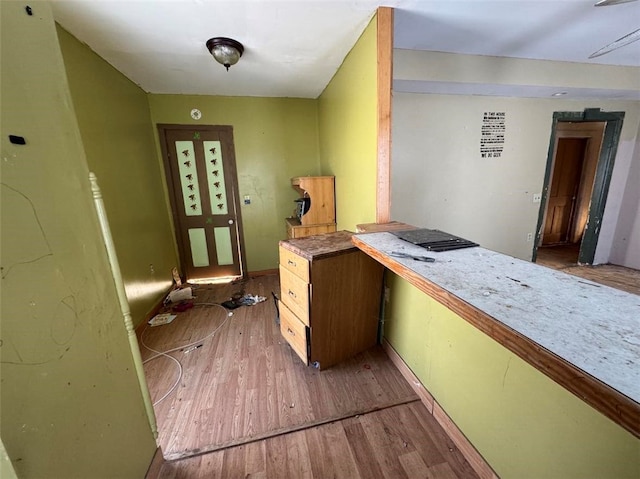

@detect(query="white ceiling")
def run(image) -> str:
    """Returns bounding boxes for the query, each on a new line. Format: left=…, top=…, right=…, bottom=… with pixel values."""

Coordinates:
left=51, top=0, right=640, bottom=99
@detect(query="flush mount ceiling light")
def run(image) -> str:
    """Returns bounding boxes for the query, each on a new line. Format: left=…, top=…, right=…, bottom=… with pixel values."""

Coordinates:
left=206, top=37, right=244, bottom=71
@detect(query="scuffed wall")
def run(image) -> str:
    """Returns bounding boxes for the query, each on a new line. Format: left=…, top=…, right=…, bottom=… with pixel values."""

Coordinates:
left=148, top=95, right=320, bottom=272
left=57, top=26, right=177, bottom=326
left=1, top=3, right=156, bottom=477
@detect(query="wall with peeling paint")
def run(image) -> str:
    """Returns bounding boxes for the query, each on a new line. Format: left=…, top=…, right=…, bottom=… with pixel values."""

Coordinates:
left=147, top=95, right=321, bottom=272
left=57, top=26, right=177, bottom=326
left=0, top=2, right=157, bottom=477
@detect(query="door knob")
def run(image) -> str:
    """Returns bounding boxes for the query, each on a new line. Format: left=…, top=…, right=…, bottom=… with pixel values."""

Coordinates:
left=228, top=219, right=234, bottom=225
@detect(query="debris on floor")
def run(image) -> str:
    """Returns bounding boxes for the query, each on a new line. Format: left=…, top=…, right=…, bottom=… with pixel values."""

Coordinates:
left=166, top=287, right=194, bottom=303
left=221, top=294, right=267, bottom=309
left=148, top=313, right=177, bottom=327
left=171, top=301, right=194, bottom=312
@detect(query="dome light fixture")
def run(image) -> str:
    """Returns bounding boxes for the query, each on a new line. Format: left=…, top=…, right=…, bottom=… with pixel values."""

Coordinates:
left=206, top=37, right=244, bottom=71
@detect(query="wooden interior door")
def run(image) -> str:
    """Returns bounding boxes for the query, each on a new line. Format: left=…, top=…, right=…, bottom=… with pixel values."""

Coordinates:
left=534, top=112, right=622, bottom=264
left=542, top=138, right=587, bottom=245
left=539, top=121, right=606, bottom=249
left=159, top=125, right=245, bottom=281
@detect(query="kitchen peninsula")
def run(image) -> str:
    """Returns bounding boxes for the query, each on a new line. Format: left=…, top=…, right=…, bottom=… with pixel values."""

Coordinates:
left=352, top=231, right=640, bottom=439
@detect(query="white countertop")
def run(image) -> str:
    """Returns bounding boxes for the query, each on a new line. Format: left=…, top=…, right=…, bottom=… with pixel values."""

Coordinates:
left=354, top=232, right=640, bottom=406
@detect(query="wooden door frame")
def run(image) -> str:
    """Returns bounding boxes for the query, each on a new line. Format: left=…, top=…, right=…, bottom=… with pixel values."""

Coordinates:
left=533, top=109, right=624, bottom=264
left=157, top=124, right=248, bottom=280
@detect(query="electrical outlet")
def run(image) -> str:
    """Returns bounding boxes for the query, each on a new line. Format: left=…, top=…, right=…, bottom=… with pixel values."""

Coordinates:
left=533, top=193, right=542, bottom=203
left=527, top=233, right=533, bottom=242
left=149, top=263, right=155, bottom=274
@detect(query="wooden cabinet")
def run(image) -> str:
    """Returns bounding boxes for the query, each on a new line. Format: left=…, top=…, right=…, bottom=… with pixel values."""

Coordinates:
left=285, top=219, right=335, bottom=239
left=286, top=176, right=336, bottom=239
left=278, top=231, right=384, bottom=370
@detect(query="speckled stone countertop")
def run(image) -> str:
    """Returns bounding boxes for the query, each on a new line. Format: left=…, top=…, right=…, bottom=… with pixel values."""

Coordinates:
left=353, top=232, right=640, bottom=407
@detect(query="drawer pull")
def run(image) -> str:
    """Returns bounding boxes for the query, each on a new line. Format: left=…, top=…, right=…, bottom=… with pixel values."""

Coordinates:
left=288, top=290, right=296, bottom=298
left=288, top=259, right=296, bottom=266
left=287, top=327, right=296, bottom=337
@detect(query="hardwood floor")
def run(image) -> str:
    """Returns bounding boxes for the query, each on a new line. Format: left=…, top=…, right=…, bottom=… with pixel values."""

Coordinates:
left=535, top=243, right=580, bottom=268
left=536, top=244, right=640, bottom=295
left=142, top=275, right=479, bottom=478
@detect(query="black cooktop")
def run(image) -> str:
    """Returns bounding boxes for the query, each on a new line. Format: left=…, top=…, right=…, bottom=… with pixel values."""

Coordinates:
left=392, top=228, right=479, bottom=252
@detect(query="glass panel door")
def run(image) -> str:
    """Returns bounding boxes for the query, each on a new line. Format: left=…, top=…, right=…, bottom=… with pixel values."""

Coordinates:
left=160, top=126, right=245, bottom=281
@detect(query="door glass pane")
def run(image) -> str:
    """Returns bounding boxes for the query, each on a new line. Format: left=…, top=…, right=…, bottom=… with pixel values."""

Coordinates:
left=175, top=140, right=202, bottom=216
left=203, top=140, right=228, bottom=215
left=188, top=228, right=209, bottom=267
left=213, top=227, right=233, bottom=265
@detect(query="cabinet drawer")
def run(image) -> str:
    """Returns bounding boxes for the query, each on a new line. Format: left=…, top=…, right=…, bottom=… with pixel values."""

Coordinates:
left=280, top=301, right=308, bottom=365
left=279, top=265, right=310, bottom=325
left=279, top=246, right=309, bottom=282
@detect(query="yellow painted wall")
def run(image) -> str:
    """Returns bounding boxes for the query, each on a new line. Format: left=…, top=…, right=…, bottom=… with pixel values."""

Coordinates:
left=318, top=15, right=378, bottom=231
left=147, top=95, right=320, bottom=272
left=0, top=438, right=17, bottom=479
left=1, top=2, right=156, bottom=477
left=385, top=273, right=640, bottom=479
left=57, top=27, right=177, bottom=326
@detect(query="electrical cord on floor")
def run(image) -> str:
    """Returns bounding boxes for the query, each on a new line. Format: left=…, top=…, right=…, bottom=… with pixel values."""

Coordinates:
left=141, top=302, right=233, bottom=406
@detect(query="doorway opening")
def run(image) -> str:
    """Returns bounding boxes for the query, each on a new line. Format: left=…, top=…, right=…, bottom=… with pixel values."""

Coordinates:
left=158, top=124, right=247, bottom=283
left=533, top=109, right=624, bottom=266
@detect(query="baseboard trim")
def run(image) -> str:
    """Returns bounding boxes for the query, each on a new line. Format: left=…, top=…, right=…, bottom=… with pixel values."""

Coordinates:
left=382, top=339, right=499, bottom=479
left=135, top=287, right=174, bottom=337
left=145, top=446, right=164, bottom=479
left=248, top=268, right=279, bottom=278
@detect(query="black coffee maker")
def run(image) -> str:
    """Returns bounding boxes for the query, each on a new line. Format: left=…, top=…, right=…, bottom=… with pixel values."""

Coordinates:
left=294, top=197, right=311, bottom=220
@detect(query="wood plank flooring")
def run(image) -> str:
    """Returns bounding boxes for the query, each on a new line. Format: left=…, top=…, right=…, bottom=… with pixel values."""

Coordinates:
left=535, top=243, right=580, bottom=268
left=536, top=244, right=640, bottom=295
left=142, top=275, right=479, bottom=478
left=155, top=402, right=477, bottom=479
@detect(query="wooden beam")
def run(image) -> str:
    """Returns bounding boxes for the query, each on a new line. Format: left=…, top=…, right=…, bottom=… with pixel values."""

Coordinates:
left=376, top=7, right=393, bottom=224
